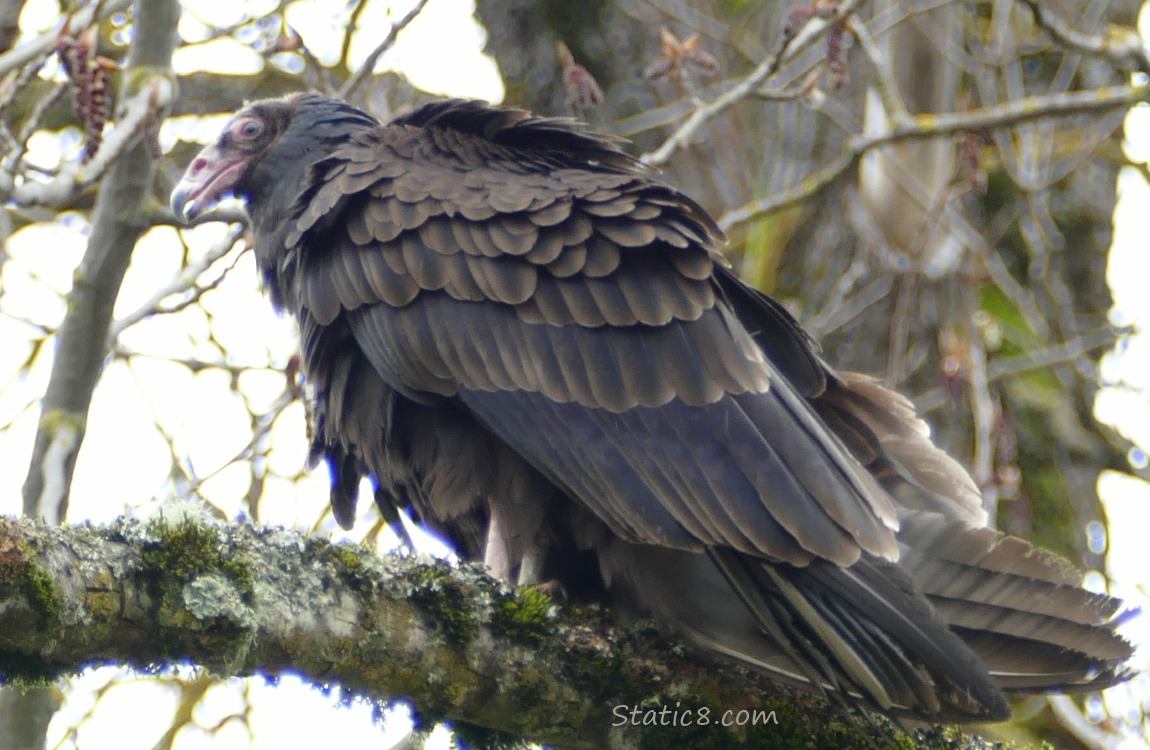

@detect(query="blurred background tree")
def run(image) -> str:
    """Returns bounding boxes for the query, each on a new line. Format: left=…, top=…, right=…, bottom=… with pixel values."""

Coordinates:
left=0, top=0, right=1147, bottom=747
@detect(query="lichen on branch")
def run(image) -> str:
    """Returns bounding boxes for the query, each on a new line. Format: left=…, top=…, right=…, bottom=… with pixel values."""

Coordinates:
left=0, top=515, right=1010, bottom=750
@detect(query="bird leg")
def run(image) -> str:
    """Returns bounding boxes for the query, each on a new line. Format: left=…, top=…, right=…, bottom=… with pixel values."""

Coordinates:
left=483, top=503, right=513, bottom=582
left=516, top=544, right=569, bottom=600
left=516, top=545, right=544, bottom=586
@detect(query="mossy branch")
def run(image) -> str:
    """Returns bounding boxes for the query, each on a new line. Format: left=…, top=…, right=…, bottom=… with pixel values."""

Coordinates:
left=0, top=515, right=1027, bottom=750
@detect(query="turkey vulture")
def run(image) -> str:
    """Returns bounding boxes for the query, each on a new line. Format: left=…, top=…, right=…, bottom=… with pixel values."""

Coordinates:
left=172, top=93, right=1133, bottom=721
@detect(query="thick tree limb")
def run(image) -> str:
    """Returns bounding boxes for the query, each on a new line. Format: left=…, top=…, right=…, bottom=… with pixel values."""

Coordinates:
left=0, top=515, right=1012, bottom=750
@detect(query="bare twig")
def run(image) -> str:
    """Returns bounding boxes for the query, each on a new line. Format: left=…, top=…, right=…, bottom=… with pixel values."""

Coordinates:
left=338, top=0, right=370, bottom=73
left=885, top=275, right=917, bottom=388
left=978, top=230, right=1052, bottom=341
left=964, top=302, right=996, bottom=513
left=180, top=391, right=294, bottom=504
left=640, top=0, right=864, bottom=167
left=803, top=253, right=894, bottom=340
left=3, top=75, right=175, bottom=207
left=1017, top=0, right=1150, bottom=75
left=843, top=15, right=911, bottom=127
left=719, top=151, right=854, bottom=230
left=0, top=0, right=132, bottom=76
left=3, top=81, right=68, bottom=174
left=915, top=327, right=1118, bottom=413
left=109, top=225, right=245, bottom=340
left=719, top=82, right=1149, bottom=231
left=109, top=348, right=286, bottom=378
left=338, top=0, right=432, bottom=100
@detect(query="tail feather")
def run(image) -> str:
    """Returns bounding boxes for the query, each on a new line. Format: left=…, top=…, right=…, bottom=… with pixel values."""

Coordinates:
left=899, top=510, right=1082, bottom=587
left=816, top=371, right=988, bottom=526
left=603, top=540, right=1012, bottom=721
left=931, top=598, right=1129, bottom=659
left=815, top=371, right=1135, bottom=693
left=599, top=510, right=1134, bottom=721
left=953, top=630, right=1131, bottom=690
left=897, top=509, right=1134, bottom=690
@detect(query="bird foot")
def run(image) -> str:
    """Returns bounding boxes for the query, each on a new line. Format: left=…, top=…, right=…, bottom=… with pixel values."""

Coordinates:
left=526, top=579, right=568, bottom=602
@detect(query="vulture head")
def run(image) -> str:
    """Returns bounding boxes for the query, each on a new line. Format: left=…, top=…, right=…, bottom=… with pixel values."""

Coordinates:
left=170, top=101, right=289, bottom=222
left=171, top=94, right=376, bottom=225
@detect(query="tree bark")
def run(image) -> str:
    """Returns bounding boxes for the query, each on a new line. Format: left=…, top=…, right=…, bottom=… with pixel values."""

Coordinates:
left=5, top=2, right=179, bottom=747
left=0, top=0, right=24, bottom=55
left=0, top=515, right=1018, bottom=750
left=21, top=0, right=179, bottom=522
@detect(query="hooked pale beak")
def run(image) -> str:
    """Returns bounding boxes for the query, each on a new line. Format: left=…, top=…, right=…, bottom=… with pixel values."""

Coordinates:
left=170, top=142, right=246, bottom=224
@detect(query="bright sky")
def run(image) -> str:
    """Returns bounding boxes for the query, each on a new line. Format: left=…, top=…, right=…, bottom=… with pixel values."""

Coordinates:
left=2, top=0, right=1150, bottom=748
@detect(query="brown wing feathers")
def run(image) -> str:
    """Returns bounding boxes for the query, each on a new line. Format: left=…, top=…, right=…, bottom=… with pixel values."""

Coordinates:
left=302, top=96, right=1131, bottom=715
left=175, top=93, right=1134, bottom=721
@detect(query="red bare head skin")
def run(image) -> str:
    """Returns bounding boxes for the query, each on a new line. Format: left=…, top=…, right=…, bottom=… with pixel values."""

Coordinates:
left=170, top=113, right=274, bottom=222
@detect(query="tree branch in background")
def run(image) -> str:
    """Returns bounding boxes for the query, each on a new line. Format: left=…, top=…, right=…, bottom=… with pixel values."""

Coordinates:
left=338, top=0, right=432, bottom=100
left=1016, top=0, right=1150, bottom=75
left=842, top=14, right=910, bottom=127
left=0, top=515, right=1008, bottom=750
left=914, top=327, right=1120, bottom=413
left=640, top=0, right=864, bottom=167
left=0, top=0, right=131, bottom=76
left=3, top=76, right=175, bottom=207
left=20, top=0, right=179, bottom=526
left=718, top=83, right=1148, bottom=231
left=109, top=224, right=245, bottom=340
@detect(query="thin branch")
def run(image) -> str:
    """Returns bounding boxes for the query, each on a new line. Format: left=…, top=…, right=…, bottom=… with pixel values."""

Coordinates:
left=719, top=83, right=1149, bottom=231
left=338, top=0, right=370, bottom=73
left=0, top=46, right=58, bottom=154
left=109, top=225, right=245, bottom=339
left=179, top=391, right=294, bottom=503
left=108, top=348, right=286, bottom=378
left=0, top=0, right=131, bottom=76
left=965, top=308, right=996, bottom=512
left=338, top=0, right=432, bottom=100
left=640, top=0, right=865, bottom=167
left=843, top=15, right=911, bottom=127
left=915, top=327, right=1118, bottom=414
left=4, top=82, right=69, bottom=174
left=2, top=76, right=176, bottom=207
left=1017, top=0, right=1150, bottom=75
left=719, top=151, right=854, bottom=231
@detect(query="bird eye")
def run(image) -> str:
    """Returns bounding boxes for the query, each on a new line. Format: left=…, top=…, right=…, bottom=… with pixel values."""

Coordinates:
left=235, top=119, right=263, bottom=140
